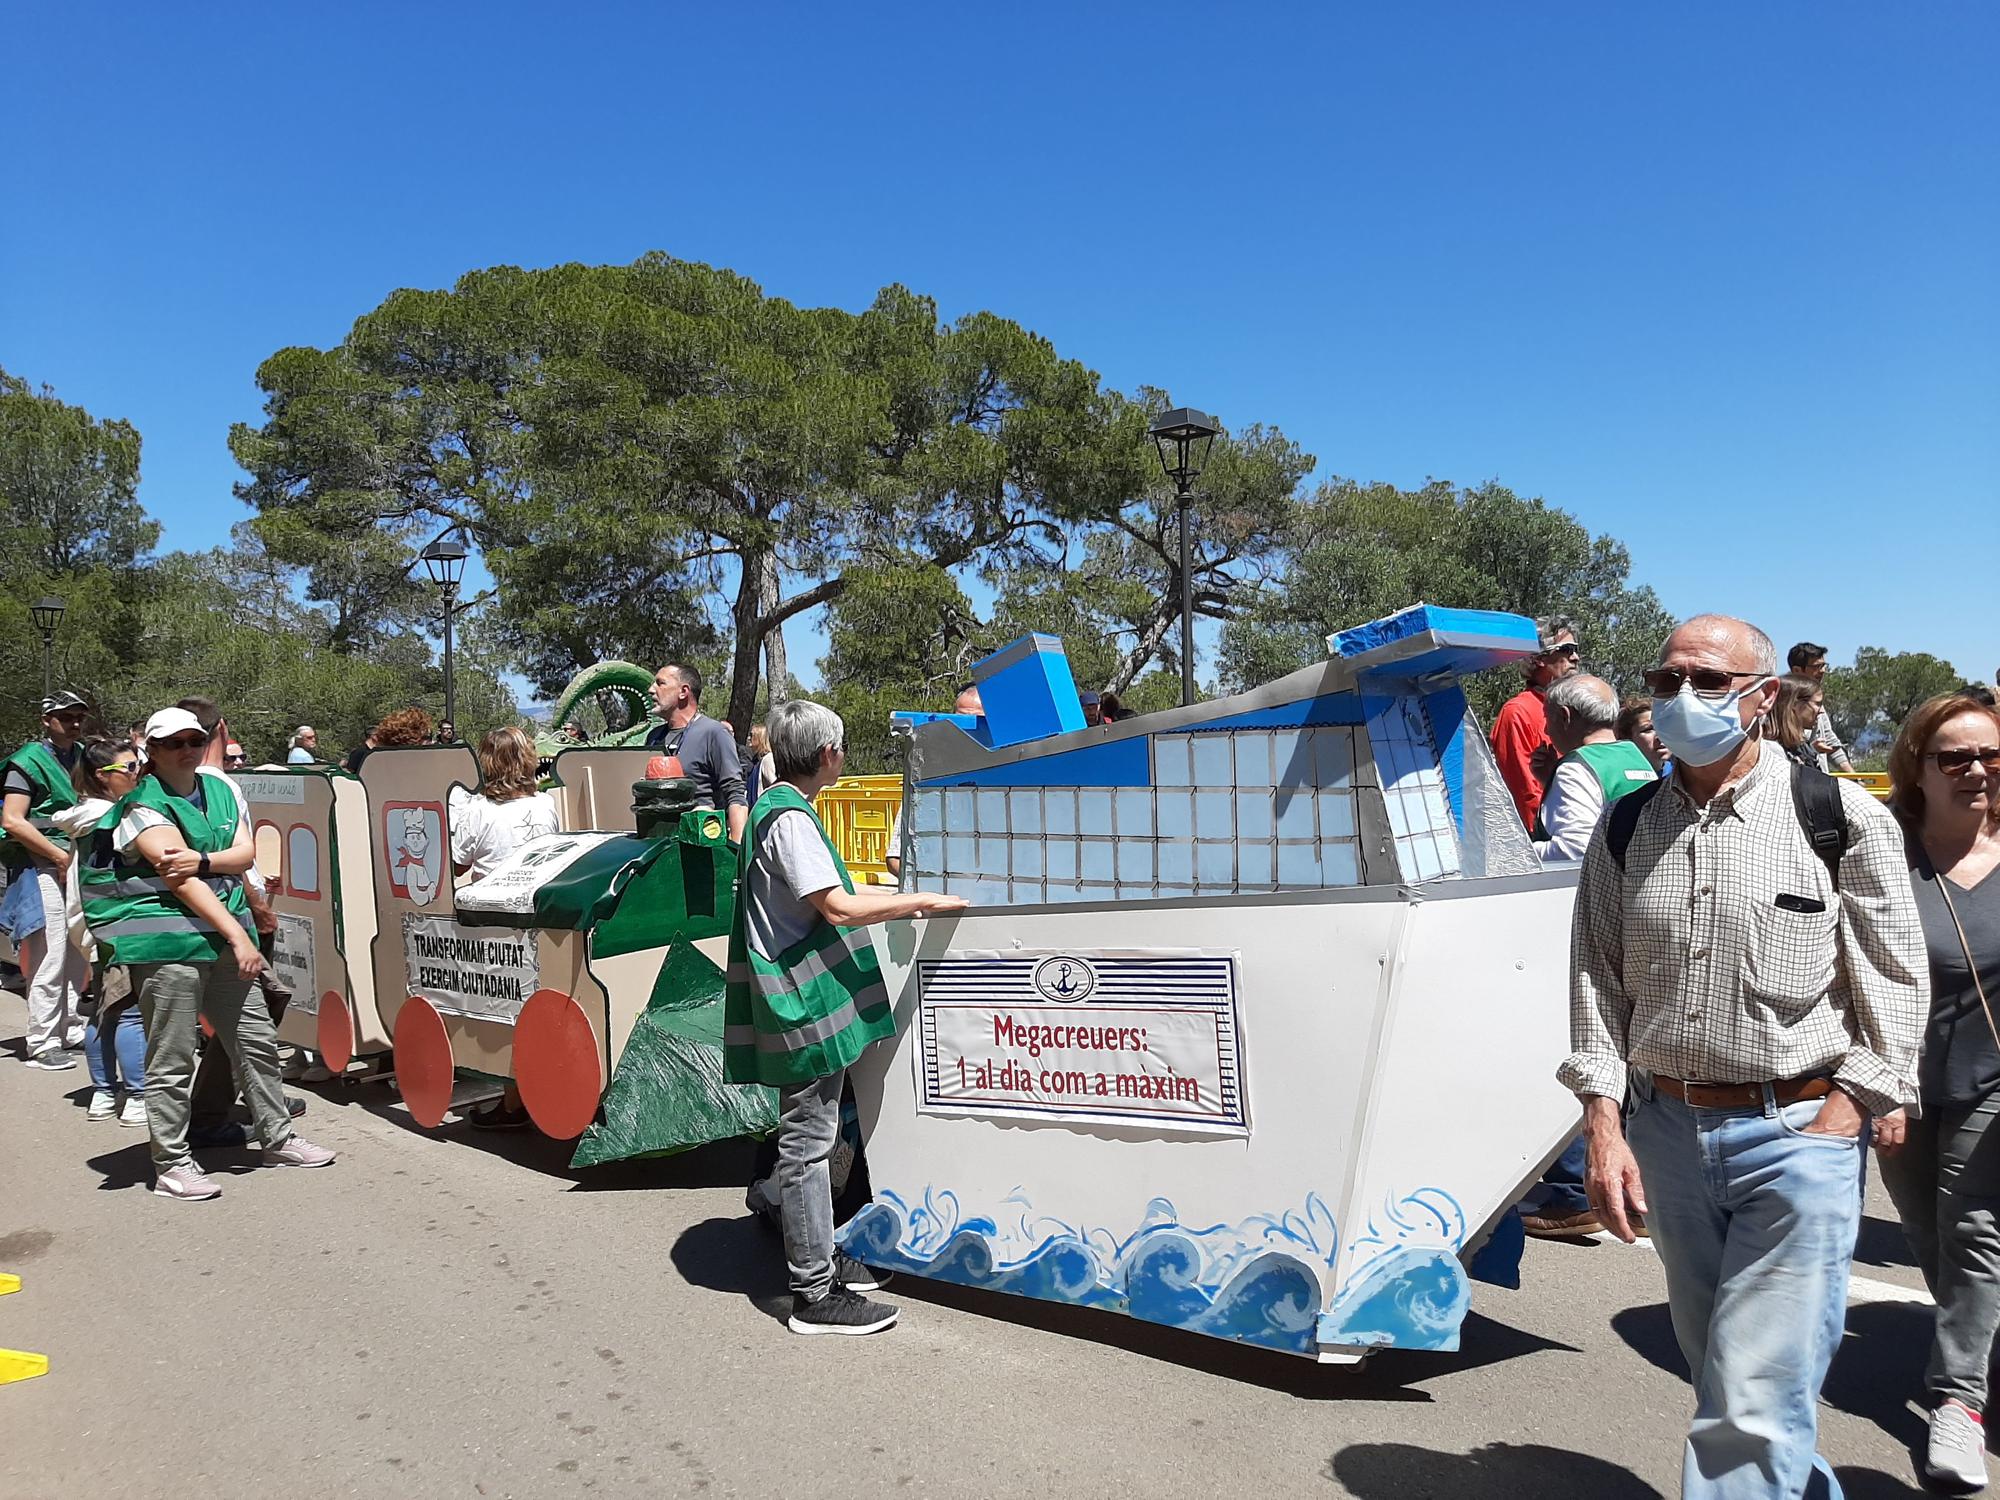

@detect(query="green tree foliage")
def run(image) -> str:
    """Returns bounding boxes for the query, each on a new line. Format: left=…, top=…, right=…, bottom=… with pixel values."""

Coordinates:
left=979, top=401, right=1312, bottom=699
left=1823, top=647, right=1964, bottom=751
left=1219, top=478, right=1677, bottom=722
left=230, top=256, right=1150, bottom=736
left=0, top=372, right=511, bottom=758
left=817, top=563, right=984, bottom=772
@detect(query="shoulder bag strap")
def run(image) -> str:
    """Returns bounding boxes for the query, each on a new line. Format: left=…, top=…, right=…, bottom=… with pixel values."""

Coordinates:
left=1930, top=856, right=2000, bottom=1058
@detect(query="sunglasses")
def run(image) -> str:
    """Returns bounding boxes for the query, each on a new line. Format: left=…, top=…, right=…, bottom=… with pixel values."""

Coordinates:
left=1644, top=667, right=1769, bottom=700
left=1540, top=643, right=1580, bottom=660
left=1930, top=748, right=2000, bottom=776
left=101, top=761, right=139, bottom=775
left=152, top=734, right=208, bottom=752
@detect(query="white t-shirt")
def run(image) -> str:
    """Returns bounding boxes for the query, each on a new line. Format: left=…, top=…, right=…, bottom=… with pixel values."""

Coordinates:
left=1536, top=758, right=1604, bottom=864
left=744, top=807, right=842, bottom=960
left=452, top=792, right=561, bottom=879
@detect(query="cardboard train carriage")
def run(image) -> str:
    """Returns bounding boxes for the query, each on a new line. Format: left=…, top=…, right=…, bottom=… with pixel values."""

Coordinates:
left=233, top=603, right=1580, bottom=1363
left=236, top=747, right=772, bottom=1163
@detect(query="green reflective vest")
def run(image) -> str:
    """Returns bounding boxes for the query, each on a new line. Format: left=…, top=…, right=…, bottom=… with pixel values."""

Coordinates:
left=1563, top=739, right=1658, bottom=805
left=79, top=775, right=251, bottom=966
left=0, top=741, right=80, bottom=869
left=723, top=783, right=894, bottom=1088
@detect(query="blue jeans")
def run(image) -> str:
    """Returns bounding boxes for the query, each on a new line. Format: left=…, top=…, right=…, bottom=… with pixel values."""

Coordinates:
left=1520, top=1133, right=1591, bottom=1218
left=86, top=995, right=145, bottom=1094
left=1626, top=1075, right=1865, bottom=1500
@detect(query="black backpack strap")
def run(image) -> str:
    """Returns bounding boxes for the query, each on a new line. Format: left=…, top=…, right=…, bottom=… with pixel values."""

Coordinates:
left=1789, top=762, right=1851, bottom=891
left=1605, top=778, right=1663, bottom=871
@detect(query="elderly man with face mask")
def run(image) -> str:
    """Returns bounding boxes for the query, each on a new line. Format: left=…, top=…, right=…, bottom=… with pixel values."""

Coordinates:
left=1561, top=613, right=1927, bottom=1500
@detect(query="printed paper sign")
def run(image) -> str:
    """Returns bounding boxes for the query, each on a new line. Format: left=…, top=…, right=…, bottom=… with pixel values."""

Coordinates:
left=273, top=913, right=317, bottom=1014
left=235, top=773, right=306, bottom=805
left=916, top=951, right=1247, bottom=1135
left=453, top=832, right=623, bottom=918
left=401, top=913, right=540, bottom=1022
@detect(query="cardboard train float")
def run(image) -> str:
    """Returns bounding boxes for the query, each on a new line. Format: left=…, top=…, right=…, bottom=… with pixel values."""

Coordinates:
left=239, top=604, right=1580, bottom=1363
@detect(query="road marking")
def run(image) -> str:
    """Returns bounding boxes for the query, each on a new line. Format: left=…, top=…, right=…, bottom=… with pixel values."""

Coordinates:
left=1587, top=1234, right=1934, bottom=1307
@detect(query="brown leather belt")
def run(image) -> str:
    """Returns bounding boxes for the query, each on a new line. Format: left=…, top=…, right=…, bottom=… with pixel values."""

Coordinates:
left=1653, top=1075, right=1834, bottom=1109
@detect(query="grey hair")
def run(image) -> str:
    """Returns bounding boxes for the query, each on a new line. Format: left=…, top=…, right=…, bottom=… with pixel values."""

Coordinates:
left=1535, top=614, right=1577, bottom=652
left=768, top=699, right=845, bottom=781
left=1669, top=614, right=1779, bottom=677
left=1545, top=674, right=1617, bottom=730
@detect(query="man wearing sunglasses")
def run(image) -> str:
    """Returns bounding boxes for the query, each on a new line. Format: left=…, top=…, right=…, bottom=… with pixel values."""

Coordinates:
left=1489, top=615, right=1580, bottom=835
left=1, top=691, right=94, bottom=1068
left=1561, top=613, right=1927, bottom=1500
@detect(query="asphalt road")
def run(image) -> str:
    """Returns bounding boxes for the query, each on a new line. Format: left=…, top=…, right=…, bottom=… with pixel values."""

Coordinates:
left=0, top=1009, right=1956, bottom=1499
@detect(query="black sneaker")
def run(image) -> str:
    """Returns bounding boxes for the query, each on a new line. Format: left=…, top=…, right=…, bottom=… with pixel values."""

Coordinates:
left=835, top=1253, right=891, bottom=1294
left=286, top=1094, right=308, bottom=1119
left=787, top=1287, right=898, bottom=1337
left=469, top=1100, right=532, bottom=1131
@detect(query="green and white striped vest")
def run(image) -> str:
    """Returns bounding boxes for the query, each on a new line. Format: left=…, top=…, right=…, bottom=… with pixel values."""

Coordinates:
left=79, top=775, right=252, bottom=966
left=0, top=741, right=80, bottom=869
left=723, top=783, right=895, bottom=1087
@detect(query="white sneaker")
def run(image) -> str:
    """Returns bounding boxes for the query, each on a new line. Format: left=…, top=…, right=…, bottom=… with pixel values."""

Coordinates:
left=263, top=1135, right=336, bottom=1168
left=1926, top=1400, right=1988, bottom=1493
left=280, top=1052, right=306, bottom=1082
left=119, top=1094, right=148, bottom=1128
left=24, top=1047, right=76, bottom=1071
left=153, top=1163, right=221, bottom=1201
left=86, top=1089, right=117, bottom=1121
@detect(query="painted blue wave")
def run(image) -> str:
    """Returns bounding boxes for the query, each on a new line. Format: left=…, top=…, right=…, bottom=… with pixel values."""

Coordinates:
left=843, top=1192, right=1336, bottom=1356
left=1316, top=1246, right=1471, bottom=1351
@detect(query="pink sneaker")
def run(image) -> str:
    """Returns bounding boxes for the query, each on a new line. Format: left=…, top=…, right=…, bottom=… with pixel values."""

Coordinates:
left=262, top=1136, right=336, bottom=1168
left=153, top=1163, right=221, bottom=1201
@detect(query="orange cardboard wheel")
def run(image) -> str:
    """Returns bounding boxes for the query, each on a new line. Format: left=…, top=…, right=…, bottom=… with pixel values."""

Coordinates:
left=392, top=996, right=454, bottom=1129
left=513, top=989, right=604, bottom=1140
left=316, top=989, right=354, bottom=1072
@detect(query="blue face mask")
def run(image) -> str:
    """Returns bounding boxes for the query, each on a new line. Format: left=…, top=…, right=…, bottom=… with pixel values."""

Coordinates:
left=1651, top=681, right=1766, bottom=768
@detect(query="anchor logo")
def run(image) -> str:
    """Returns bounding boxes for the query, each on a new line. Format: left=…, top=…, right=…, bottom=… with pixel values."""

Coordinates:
left=1032, top=955, right=1097, bottom=1004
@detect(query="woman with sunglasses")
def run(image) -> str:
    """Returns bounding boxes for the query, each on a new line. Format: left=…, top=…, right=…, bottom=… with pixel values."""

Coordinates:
left=53, top=739, right=147, bottom=1125
left=82, top=707, right=337, bottom=1200
left=1877, top=692, right=2000, bottom=1491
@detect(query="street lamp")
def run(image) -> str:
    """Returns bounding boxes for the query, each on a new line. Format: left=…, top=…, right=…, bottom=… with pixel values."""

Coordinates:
left=29, top=595, right=65, bottom=701
left=419, top=535, right=469, bottom=729
left=1147, top=408, right=1221, bottom=707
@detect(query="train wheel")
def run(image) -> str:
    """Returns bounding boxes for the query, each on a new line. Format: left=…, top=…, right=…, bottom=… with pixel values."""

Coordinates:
left=513, top=989, right=604, bottom=1140
left=316, top=989, right=354, bottom=1073
left=392, top=996, right=455, bottom=1129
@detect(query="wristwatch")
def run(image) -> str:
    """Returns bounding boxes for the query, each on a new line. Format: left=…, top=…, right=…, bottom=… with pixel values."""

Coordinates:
left=197, top=853, right=212, bottom=879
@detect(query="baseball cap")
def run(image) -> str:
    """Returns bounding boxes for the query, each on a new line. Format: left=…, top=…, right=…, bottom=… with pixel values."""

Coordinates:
left=1079, top=691, right=1101, bottom=706
left=41, top=690, right=88, bottom=716
left=143, top=707, right=207, bottom=743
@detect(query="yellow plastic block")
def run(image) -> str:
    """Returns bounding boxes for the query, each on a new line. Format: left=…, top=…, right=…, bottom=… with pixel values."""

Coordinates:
left=0, top=1348, right=49, bottom=1384
left=0, top=1273, right=19, bottom=1296
left=813, top=774, right=905, bottom=880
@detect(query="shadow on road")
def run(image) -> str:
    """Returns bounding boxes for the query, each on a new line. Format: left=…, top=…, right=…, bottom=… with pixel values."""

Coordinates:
left=1852, top=1215, right=1918, bottom=1271
left=1830, top=1468, right=1927, bottom=1498
left=670, top=1213, right=790, bottom=1324
left=84, top=1139, right=152, bottom=1191
left=1610, top=1301, right=1690, bottom=1382
left=1327, top=1440, right=1663, bottom=1497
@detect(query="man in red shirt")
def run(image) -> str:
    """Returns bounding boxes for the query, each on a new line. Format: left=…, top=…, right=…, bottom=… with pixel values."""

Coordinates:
left=1489, top=616, right=1580, bottom=834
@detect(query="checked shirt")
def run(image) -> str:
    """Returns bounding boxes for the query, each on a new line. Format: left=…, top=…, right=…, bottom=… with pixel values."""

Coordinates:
left=1558, top=740, right=1927, bottom=1117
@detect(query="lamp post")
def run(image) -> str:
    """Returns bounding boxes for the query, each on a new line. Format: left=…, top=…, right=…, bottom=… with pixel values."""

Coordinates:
left=1147, top=408, right=1221, bottom=706
left=418, top=535, right=468, bottom=729
left=30, top=595, right=65, bottom=701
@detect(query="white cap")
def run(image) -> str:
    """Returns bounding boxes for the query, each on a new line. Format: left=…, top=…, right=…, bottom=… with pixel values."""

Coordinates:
left=143, top=707, right=206, bottom=743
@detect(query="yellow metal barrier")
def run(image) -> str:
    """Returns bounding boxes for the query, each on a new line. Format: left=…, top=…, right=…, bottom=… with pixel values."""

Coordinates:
left=1832, top=771, right=1892, bottom=802
left=814, top=775, right=904, bottom=886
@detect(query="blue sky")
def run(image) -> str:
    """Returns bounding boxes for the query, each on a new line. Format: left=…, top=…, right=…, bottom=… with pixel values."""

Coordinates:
left=6, top=3, right=1994, bottom=699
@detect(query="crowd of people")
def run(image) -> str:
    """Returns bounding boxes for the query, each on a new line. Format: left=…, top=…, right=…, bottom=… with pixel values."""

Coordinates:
left=1494, top=612, right=2000, bottom=1496
left=15, top=627, right=2000, bottom=1494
